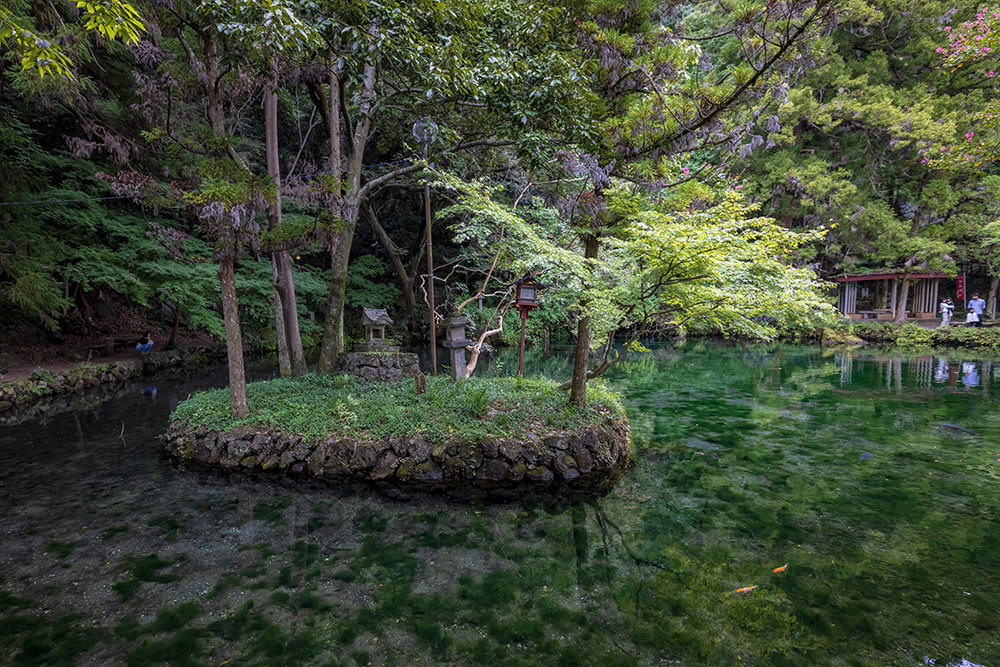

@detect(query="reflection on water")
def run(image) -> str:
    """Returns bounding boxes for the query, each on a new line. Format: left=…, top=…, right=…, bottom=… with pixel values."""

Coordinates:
left=834, top=350, right=993, bottom=391
left=0, top=344, right=998, bottom=666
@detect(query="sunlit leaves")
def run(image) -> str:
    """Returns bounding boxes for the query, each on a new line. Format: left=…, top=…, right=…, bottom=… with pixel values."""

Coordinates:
left=195, top=0, right=321, bottom=56
left=76, top=0, right=144, bottom=44
left=0, top=2, right=143, bottom=78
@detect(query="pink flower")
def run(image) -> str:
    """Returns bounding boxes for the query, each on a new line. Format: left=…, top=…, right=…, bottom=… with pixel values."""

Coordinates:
left=945, top=25, right=952, bottom=31
left=966, top=132, right=975, bottom=141
left=989, top=71, right=995, bottom=77
left=735, top=185, right=743, bottom=190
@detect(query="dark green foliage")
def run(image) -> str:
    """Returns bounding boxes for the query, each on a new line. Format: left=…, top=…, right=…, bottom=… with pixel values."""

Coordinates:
left=101, top=525, right=130, bottom=540
left=252, top=498, right=293, bottom=525
left=0, top=592, right=34, bottom=613
left=2, top=613, right=107, bottom=667
left=207, top=601, right=269, bottom=641
left=146, top=515, right=186, bottom=541
left=113, top=554, right=184, bottom=601
left=345, top=255, right=402, bottom=312
left=43, top=541, right=75, bottom=559
left=123, top=628, right=209, bottom=667
left=834, top=320, right=1000, bottom=350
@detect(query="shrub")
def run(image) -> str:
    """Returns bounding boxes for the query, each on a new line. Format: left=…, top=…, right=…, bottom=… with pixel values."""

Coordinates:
left=895, top=323, right=933, bottom=348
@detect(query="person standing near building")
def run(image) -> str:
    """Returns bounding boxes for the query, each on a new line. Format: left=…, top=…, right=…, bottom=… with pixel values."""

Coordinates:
left=969, top=293, right=987, bottom=324
left=939, top=297, right=954, bottom=327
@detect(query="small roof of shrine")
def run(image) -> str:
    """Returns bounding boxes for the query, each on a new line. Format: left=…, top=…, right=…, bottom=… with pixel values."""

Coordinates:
left=361, top=308, right=393, bottom=326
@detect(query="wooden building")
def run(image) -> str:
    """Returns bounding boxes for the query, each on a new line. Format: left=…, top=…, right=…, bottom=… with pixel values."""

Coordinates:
left=835, top=272, right=949, bottom=319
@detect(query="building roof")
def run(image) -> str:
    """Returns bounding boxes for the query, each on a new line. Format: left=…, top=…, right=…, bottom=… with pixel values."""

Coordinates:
left=834, top=272, right=950, bottom=282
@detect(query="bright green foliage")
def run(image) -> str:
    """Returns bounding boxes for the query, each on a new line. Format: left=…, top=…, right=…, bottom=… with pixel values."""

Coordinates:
left=0, top=0, right=143, bottom=78
left=171, top=374, right=624, bottom=443
left=440, top=171, right=834, bottom=372
left=197, top=0, right=321, bottom=55
left=305, top=0, right=591, bottom=147
left=617, top=191, right=836, bottom=338
left=437, top=172, right=589, bottom=288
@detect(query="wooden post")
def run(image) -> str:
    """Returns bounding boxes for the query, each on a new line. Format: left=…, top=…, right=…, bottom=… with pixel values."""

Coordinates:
left=518, top=308, right=528, bottom=377
left=424, top=144, right=436, bottom=376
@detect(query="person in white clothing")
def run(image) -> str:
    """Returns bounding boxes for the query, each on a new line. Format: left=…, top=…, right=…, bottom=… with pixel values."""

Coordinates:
left=938, top=297, right=954, bottom=327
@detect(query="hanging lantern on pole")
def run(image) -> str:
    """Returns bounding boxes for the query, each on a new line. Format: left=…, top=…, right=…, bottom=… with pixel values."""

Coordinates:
left=514, top=276, right=543, bottom=377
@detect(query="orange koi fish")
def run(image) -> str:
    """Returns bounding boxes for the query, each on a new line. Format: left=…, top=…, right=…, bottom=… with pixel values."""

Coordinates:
left=734, top=585, right=757, bottom=594
left=773, top=563, right=788, bottom=573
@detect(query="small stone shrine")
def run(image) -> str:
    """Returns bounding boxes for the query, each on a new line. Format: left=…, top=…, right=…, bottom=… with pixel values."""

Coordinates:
left=336, top=308, right=423, bottom=383
left=359, top=308, right=396, bottom=352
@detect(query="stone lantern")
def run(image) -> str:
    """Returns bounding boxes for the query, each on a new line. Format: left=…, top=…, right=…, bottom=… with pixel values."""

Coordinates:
left=440, top=314, right=474, bottom=382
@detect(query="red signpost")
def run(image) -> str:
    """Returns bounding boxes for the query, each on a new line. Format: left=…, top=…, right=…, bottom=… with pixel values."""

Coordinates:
left=957, top=274, right=966, bottom=303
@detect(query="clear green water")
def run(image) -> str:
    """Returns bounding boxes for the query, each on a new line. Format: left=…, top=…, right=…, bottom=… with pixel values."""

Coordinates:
left=0, top=342, right=998, bottom=666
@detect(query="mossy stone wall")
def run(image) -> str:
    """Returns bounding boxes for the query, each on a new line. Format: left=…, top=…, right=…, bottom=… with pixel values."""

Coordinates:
left=0, top=345, right=226, bottom=415
left=161, top=416, right=630, bottom=495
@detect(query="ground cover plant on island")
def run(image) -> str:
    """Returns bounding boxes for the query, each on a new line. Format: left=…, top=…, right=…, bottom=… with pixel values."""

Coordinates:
left=170, top=374, right=626, bottom=445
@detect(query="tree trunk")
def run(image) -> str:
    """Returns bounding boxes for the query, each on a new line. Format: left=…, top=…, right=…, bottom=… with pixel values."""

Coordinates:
left=276, top=253, right=306, bottom=373
left=894, top=274, right=911, bottom=322
left=367, top=202, right=423, bottom=334
left=569, top=234, right=600, bottom=408
left=265, top=59, right=306, bottom=376
left=168, top=303, right=180, bottom=349
left=219, top=256, right=249, bottom=418
left=273, top=277, right=291, bottom=376
left=317, top=203, right=359, bottom=372
left=988, top=275, right=999, bottom=320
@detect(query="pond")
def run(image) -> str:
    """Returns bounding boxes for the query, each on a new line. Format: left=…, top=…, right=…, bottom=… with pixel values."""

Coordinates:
left=0, top=342, right=998, bottom=666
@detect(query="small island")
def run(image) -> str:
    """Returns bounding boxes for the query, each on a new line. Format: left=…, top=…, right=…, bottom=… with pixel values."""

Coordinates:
left=161, top=375, right=630, bottom=496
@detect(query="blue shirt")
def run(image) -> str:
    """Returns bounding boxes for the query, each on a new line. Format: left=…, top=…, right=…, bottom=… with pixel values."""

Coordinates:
left=969, top=297, right=986, bottom=315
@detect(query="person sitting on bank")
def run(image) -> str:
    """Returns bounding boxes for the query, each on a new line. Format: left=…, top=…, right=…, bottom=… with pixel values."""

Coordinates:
left=966, top=308, right=981, bottom=328
left=136, top=332, right=154, bottom=354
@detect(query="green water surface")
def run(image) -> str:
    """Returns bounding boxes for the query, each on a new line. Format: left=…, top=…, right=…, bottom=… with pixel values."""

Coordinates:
left=0, top=342, right=997, bottom=666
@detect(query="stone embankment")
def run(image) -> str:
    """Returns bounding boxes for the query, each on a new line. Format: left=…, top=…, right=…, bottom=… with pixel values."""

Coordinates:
left=161, top=416, right=631, bottom=496
left=0, top=346, right=226, bottom=416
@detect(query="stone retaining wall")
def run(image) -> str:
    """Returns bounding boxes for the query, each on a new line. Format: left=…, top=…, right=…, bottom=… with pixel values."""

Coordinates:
left=161, top=416, right=631, bottom=495
left=335, top=351, right=421, bottom=381
left=0, top=345, right=226, bottom=415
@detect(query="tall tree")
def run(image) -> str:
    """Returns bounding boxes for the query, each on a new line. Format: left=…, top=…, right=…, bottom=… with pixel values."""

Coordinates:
left=738, top=1, right=1000, bottom=318
left=293, top=0, right=591, bottom=371
left=559, top=0, right=842, bottom=406
left=439, top=172, right=834, bottom=387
